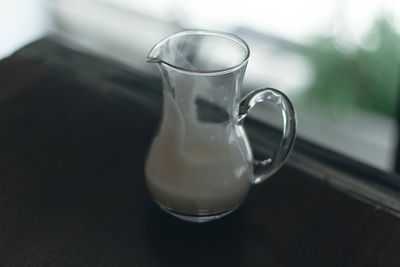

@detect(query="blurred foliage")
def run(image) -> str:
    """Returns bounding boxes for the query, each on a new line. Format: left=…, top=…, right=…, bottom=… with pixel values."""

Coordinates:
left=299, top=16, right=400, bottom=117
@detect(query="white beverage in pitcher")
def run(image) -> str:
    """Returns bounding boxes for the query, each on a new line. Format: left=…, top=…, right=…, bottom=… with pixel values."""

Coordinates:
left=145, top=93, right=253, bottom=215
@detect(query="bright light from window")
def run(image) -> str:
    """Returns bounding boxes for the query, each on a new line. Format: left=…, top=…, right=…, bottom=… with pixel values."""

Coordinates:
left=102, top=0, right=400, bottom=46
left=0, top=0, right=47, bottom=59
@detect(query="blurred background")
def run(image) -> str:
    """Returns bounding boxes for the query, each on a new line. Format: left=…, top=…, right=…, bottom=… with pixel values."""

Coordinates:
left=1, top=0, right=400, bottom=172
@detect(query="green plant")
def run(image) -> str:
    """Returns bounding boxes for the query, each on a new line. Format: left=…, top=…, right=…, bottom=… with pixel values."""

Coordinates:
left=299, top=16, right=400, bottom=117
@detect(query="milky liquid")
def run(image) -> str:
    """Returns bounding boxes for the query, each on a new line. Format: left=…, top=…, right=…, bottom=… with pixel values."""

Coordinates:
left=145, top=92, right=253, bottom=215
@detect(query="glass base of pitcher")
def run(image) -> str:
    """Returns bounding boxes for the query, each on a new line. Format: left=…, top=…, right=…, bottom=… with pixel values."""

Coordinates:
left=157, top=202, right=238, bottom=223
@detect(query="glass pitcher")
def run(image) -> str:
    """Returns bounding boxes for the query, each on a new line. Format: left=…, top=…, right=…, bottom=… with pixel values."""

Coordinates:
left=145, top=30, right=296, bottom=223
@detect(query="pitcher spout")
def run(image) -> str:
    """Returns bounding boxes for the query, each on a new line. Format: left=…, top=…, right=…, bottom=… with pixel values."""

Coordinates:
left=146, top=38, right=168, bottom=64
left=146, top=50, right=162, bottom=64
left=146, top=31, right=195, bottom=70
left=146, top=56, right=162, bottom=64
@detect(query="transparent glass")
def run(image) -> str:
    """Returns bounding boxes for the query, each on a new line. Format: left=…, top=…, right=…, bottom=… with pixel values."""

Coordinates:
left=145, top=30, right=296, bottom=222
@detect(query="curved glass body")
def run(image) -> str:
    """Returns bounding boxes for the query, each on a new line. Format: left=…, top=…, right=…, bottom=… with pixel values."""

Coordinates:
left=145, top=30, right=296, bottom=222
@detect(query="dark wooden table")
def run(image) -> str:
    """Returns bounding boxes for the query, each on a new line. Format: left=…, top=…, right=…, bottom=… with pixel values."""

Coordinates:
left=1, top=39, right=400, bottom=266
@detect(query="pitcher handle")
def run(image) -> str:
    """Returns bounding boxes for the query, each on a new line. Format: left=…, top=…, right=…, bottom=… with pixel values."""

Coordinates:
left=238, top=88, right=297, bottom=184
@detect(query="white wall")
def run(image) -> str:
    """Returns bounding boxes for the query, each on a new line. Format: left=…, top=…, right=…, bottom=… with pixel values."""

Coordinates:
left=0, top=0, right=48, bottom=59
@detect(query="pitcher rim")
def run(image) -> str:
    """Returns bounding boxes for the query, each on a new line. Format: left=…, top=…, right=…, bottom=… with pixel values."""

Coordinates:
left=147, top=29, right=250, bottom=76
